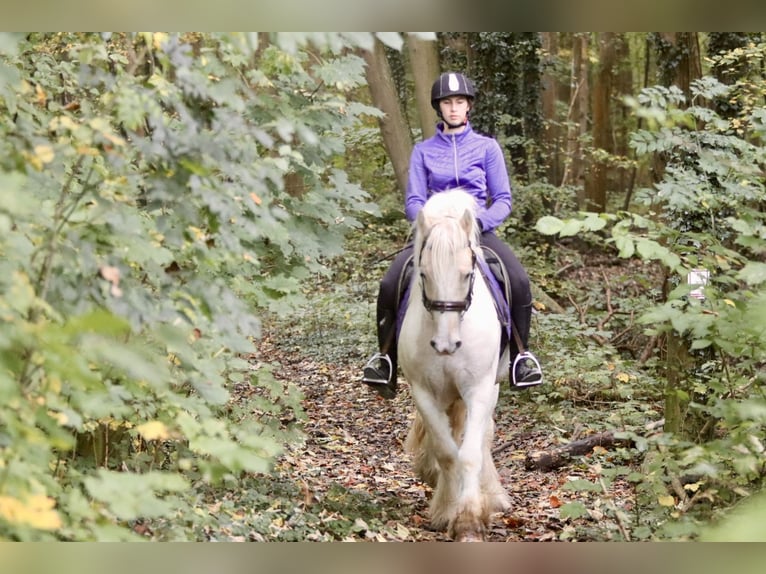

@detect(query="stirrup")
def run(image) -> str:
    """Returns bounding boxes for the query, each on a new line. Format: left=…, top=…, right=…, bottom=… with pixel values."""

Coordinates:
left=362, top=353, right=393, bottom=386
left=511, top=351, right=543, bottom=388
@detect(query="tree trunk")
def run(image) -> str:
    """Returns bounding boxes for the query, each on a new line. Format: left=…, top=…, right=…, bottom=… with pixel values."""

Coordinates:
left=362, top=38, right=413, bottom=196
left=623, top=33, right=651, bottom=210
left=585, top=32, right=616, bottom=213
left=521, top=33, right=544, bottom=180
left=664, top=328, right=688, bottom=435
left=614, top=34, right=631, bottom=197
left=654, top=32, right=702, bottom=104
left=562, top=32, right=589, bottom=198
left=653, top=33, right=706, bottom=441
left=540, top=32, right=560, bottom=185
left=406, top=33, right=440, bottom=140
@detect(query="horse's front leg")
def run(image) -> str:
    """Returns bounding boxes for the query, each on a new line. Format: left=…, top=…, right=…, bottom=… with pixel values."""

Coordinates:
left=409, top=384, right=461, bottom=531
left=451, top=376, right=500, bottom=541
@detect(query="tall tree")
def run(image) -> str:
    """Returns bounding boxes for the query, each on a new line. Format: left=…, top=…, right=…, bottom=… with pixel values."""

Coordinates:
left=652, top=32, right=702, bottom=102
left=562, top=32, right=590, bottom=198
left=362, top=37, right=414, bottom=195
left=406, top=33, right=440, bottom=140
left=651, top=32, right=707, bottom=437
left=584, top=32, right=617, bottom=212
left=540, top=32, right=562, bottom=185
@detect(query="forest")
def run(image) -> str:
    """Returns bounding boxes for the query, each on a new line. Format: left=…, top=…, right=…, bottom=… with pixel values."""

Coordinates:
left=0, top=31, right=765, bottom=542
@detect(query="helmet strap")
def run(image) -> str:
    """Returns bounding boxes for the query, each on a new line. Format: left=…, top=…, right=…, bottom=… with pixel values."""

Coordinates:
left=438, top=109, right=470, bottom=130
left=444, top=119, right=467, bottom=129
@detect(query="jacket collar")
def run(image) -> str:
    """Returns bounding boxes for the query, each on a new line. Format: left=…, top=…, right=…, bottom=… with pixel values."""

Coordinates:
left=435, top=121, right=473, bottom=142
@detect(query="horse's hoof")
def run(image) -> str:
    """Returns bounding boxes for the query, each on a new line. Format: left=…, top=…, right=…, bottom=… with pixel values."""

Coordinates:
left=454, top=531, right=485, bottom=542
left=450, top=519, right=486, bottom=542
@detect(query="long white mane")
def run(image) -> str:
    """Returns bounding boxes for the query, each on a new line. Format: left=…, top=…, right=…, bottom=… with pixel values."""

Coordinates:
left=414, top=189, right=481, bottom=260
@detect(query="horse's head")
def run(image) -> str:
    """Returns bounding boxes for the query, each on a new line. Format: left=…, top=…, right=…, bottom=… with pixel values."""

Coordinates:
left=414, top=190, right=480, bottom=354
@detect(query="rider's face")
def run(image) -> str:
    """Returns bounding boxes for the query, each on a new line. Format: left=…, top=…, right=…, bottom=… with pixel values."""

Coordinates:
left=439, top=96, right=471, bottom=126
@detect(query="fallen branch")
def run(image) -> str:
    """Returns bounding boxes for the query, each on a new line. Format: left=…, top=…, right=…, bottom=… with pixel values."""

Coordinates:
left=523, top=419, right=664, bottom=472
left=524, top=431, right=623, bottom=471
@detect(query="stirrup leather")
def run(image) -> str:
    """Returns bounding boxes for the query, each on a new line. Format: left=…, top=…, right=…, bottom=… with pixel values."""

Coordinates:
left=362, top=353, right=393, bottom=386
left=512, top=351, right=543, bottom=388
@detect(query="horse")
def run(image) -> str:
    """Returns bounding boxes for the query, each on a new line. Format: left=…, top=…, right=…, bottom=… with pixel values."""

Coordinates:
left=398, top=189, right=511, bottom=542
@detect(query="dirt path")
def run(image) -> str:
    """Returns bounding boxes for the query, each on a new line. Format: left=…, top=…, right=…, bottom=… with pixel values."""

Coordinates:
left=258, top=328, right=635, bottom=542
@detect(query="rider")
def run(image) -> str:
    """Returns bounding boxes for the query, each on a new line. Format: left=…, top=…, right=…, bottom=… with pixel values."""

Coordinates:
left=362, top=71, right=542, bottom=399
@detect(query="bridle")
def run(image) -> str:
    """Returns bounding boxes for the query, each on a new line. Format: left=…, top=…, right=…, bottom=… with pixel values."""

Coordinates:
left=418, top=233, right=477, bottom=316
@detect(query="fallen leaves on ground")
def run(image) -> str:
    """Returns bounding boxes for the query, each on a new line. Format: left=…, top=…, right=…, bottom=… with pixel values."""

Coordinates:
left=247, top=328, right=638, bottom=542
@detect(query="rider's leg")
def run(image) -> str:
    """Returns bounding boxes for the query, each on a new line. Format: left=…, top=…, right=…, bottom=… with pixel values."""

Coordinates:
left=362, top=246, right=413, bottom=398
left=480, top=232, right=542, bottom=386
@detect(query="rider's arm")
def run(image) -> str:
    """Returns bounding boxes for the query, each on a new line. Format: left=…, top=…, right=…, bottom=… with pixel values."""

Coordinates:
left=405, top=145, right=428, bottom=222
left=477, top=139, right=512, bottom=232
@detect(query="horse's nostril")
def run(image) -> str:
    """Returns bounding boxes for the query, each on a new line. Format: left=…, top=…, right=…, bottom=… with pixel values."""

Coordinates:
left=430, top=340, right=437, bottom=349
left=455, top=341, right=462, bottom=349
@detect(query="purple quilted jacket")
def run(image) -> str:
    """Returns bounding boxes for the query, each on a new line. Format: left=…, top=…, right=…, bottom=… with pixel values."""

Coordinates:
left=405, top=122, right=512, bottom=232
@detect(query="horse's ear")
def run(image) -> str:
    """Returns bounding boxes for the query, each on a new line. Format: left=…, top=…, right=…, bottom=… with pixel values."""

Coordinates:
left=460, top=209, right=474, bottom=236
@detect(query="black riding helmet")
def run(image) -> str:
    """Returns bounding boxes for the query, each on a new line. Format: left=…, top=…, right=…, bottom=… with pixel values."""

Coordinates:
left=430, top=72, right=476, bottom=111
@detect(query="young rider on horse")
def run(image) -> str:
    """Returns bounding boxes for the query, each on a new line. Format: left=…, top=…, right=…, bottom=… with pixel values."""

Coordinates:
left=362, top=71, right=543, bottom=399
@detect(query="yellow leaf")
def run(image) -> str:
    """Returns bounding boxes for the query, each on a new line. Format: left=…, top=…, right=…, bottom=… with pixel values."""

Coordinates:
left=34, top=145, right=55, bottom=165
left=49, top=116, right=78, bottom=131
left=49, top=410, right=69, bottom=426
left=658, top=494, right=676, bottom=507
left=77, top=145, right=100, bottom=156
left=35, top=83, right=47, bottom=106
left=153, top=33, right=169, bottom=50
left=684, top=482, right=702, bottom=493
left=724, top=299, right=735, bottom=307
left=616, top=372, right=630, bottom=383
left=0, top=495, right=62, bottom=530
left=136, top=421, right=170, bottom=441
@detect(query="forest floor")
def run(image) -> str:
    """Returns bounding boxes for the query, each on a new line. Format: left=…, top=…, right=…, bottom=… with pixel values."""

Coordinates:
left=238, top=222, right=662, bottom=542
left=256, top=328, right=638, bottom=542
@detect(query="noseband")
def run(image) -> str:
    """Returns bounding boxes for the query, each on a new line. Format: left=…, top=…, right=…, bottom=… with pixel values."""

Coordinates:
left=418, top=236, right=477, bottom=315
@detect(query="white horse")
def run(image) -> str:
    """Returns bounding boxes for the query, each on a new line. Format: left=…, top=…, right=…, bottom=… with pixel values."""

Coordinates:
left=398, top=189, right=511, bottom=542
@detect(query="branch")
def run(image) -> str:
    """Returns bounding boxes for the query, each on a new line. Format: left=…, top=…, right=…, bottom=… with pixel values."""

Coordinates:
left=523, top=419, right=665, bottom=472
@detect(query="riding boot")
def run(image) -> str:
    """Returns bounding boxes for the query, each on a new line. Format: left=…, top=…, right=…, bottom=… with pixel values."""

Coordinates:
left=510, top=301, right=543, bottom=388
left=362, top=312, right=398, bottom=399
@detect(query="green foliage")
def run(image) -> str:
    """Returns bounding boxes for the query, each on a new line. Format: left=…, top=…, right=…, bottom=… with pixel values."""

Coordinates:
left=0, top=32, right=386, bottom=540
left=535, top=57, right=766, bottom=537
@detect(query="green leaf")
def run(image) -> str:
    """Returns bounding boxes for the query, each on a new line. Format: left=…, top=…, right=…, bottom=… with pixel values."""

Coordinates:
left=582, top=213, right=608, bottom=232
left=559, top=501, right=589, bottom=520
left=535, top=215, right=564, bottom=235
left=614, top=235, right=635, bottom=258
left=84, top=470, right=189, bottom=521
left=738, top=262, right=766, bottom=286
left=636, top=238, right=661, bottom=259
left=700, top=490, right=766, bottom=542
left=559, top=219, right=583, bottom=237
left=690, top=338, right=712, bottom=350
left=562, top=479, right=601, bottom=492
